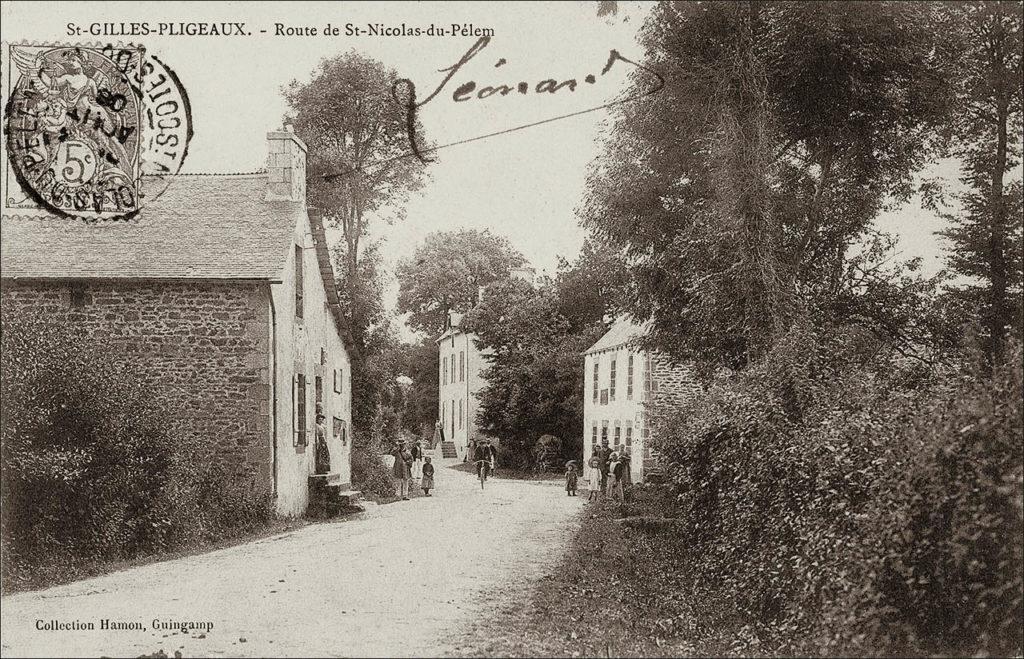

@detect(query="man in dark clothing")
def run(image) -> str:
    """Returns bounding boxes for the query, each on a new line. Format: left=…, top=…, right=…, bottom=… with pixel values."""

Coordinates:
left=597, top=439, right=612, bottom=493
left=473, top=439, right=496, bottom=479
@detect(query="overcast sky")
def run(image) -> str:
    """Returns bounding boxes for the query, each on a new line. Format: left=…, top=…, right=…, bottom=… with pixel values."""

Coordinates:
left=3, top=0, right=991, bottom=341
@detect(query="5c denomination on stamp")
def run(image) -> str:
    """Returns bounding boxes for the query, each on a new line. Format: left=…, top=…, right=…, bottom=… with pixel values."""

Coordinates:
left=3, top=44, right=144, bottom=219
left=2, top=42, right=193, bottom=220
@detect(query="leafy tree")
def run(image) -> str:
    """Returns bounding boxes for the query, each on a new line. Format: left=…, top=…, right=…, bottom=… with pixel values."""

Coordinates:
left=395, top=338, right=439, bottom=437
left=464, top=273, right=606, bottom=469
left=926, top=1, right=1024, bottom=366
left=396, top=229, right=525, bottom=337
left=582, top=1, right=955, bottom=369
left=285, top=50, right=429, bottom=354
left=286, top=51, right=431, bottom=436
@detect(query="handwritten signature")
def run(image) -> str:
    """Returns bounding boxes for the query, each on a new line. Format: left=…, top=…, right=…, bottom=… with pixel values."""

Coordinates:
left=385, top=35, right=663, bottom=165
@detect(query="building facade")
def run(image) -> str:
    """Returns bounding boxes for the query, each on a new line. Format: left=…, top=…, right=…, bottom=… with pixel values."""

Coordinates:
left=582, top=318, right=699, bottom=480
left=436, top=311, right=490, bottom=459
left=0, top=128, right=353, bottom=517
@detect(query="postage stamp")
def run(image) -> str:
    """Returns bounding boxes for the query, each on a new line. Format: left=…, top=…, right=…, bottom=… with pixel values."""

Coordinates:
left=3, top=43, right=144, bottom=219
left=2, top=42, right=192, bottom=220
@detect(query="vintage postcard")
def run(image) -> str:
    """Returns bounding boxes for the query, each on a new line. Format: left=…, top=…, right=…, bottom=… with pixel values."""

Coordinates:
left=1, top=1, right=1021, bottom=658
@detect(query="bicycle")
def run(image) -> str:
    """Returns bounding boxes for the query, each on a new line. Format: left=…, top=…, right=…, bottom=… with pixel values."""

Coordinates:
left=474, top=459, right=491, bottom=489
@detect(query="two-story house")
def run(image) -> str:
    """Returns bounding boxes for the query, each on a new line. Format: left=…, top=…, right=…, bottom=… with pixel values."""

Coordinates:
left=582, top=318, right=699, bottom=481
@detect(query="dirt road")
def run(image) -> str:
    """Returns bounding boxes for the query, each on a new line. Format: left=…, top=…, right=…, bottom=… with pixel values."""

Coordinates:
left=0, top=460, right=583, bottom=657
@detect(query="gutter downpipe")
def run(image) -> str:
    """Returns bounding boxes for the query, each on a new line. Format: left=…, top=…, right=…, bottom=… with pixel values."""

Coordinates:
left=269, top=288, right=279, bottom=501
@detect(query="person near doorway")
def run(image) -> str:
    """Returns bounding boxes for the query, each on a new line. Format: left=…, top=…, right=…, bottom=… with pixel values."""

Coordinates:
left=314, top=413, right=330, bottom=475
left=391, top=439, right=413, bottom=500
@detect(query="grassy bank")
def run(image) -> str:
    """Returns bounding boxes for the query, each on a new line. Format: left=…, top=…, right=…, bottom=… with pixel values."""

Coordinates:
left=446, top=484, right=731, bottom=658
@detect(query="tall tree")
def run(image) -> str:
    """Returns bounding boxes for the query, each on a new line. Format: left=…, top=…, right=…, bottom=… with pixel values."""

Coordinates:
left=285, top=50, right=429, bottom=353
left=930, top=1, right=1023, bottom=365
left=582, top=1, right=954, bottom=369
left=396, top=229, right=525, bottom=337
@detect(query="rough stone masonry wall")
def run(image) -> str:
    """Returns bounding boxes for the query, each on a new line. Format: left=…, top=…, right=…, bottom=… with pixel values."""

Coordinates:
left=644, top=353, right=702, bottom=471
left=0, top=280, right=272, bottom=485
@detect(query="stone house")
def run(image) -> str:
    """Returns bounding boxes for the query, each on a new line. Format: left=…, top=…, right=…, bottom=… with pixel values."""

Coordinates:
left=582, top=317, right=700, bottom=481
left=0, top=128, right=354, bottom=517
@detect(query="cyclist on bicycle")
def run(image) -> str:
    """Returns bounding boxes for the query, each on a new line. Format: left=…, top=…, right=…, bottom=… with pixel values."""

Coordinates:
left=473, top=438, right=496, bottom=480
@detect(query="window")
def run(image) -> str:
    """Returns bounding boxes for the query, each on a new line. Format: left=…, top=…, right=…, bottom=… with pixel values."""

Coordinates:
left=625, top=421, right=633, bottom=447
left=459, top=351, right=465, bottom=382
left=320, top=348, right=327, bottom=366
left=459, top=399, right=463, bottom=428
left=442, top=401, right=446, bottom=426
left=334, top=368, right=342, bottom=394
left=644, top=355, right=653, bottom=395
left=600, top=389, right=609, bottom=405
left=293, top=374, right=307, bottom=446
left=601, top=420, right=609, bottom=444
left=314, top=377, right=323, bottom=415
left=294, top=245, right=304, bottom=319
left=610, top=358, right=617, bottom=401
left=591, top=422, right=598, bottom=449
left=627, top=355, right=634, bottom=400
left=333, top=417, right=347, bottom=446
left=70, top=284, right=88, bottom=308
left=614, top=421, right=621, bottom=447
left=451, top=401, right=455, bottom=437
left=442, top=357, right=447, bottom=385
left=451, top=357, right=455, bottom=384
left=592, top=360, right=599, bottom=403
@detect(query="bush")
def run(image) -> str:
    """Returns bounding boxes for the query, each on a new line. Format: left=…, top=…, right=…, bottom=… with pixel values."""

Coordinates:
left=350, top=431, right=395, bottom=499
left=0, top=308, right=272, bottom=590
left=650, top=324, right=1023, bottom=656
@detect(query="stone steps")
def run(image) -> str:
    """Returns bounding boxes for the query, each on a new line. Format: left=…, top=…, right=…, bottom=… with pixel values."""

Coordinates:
left=440, top=441, right=458, bottom=459
left=308, top=473, right=362, bottom=518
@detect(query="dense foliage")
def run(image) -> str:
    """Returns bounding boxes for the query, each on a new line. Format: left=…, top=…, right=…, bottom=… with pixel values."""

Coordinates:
left=651, top=329, right=1022, bottom=655
left=396, top=229, right=526, bottom=337
left=0, top=310, right=271, bottom=590
left=462, top=250, right=613, bottom=468
left=580, top=1, right=1024, bottom=654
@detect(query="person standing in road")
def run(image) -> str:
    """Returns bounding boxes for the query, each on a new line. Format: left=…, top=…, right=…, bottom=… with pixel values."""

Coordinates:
left=410, top=440, right=424, bottom=480
left=586, top=447, right=601, bottom=502
left=565, top=460, right=579, bottom=496
left=392, top=439, right=413, bottom=500
left=421, top=456, right=435, bottom=496
left=597, top=439, right=612, bottom=495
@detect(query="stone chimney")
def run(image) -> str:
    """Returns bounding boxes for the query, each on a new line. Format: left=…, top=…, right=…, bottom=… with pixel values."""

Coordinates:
left=510, top=266, right=536, bottom=286
left=266, top=126, right=307, bottom=202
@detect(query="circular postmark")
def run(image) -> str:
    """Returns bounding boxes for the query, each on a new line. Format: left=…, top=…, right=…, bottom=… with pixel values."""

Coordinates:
left=5, top=45, right=144, bottom=219
left=3, top=44, right=193, bottom=220
left=136, top=53, right=193, bottom=204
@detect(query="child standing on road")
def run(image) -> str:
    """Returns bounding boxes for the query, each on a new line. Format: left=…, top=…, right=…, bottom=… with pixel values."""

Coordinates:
left=587, top=450, right=601, bottom=502
left=421, top=456, right=435, bottom=496
left=565, top=461, right=579, bottom=496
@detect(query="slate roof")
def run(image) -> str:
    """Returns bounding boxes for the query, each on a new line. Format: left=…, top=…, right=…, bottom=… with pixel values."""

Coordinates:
left=584, top=317, right=650, bottom=355
left=0, top=174, right=303, bottom=281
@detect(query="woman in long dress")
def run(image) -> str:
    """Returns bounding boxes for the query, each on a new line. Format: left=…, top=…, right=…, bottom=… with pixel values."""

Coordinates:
left=411, top=440, right=424, bottom=479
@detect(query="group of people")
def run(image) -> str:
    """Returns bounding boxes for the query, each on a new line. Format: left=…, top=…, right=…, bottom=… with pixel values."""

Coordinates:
left=565, top=439, right=632, bottom=500
left=390, top=439, right=435, bottom=499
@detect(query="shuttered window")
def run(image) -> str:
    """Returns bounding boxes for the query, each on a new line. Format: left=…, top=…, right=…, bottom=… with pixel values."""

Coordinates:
left=293, top=374, right=307, bottom=446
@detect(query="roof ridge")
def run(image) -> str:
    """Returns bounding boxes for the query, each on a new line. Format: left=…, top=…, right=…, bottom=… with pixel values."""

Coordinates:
left=145, top=170, right=268, bottom=178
